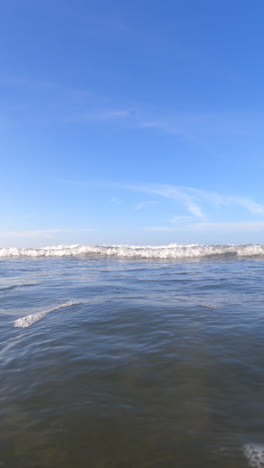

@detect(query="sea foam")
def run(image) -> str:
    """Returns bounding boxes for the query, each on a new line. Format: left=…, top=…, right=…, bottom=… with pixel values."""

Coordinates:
left=2, top=243, right=264, bottom=259
left=14, top=301, right=80, bottom=328
left=244, top=444, right=264, bottom=468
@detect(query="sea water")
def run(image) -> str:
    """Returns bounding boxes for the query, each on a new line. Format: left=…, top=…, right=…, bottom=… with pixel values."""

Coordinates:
left=1, top=244, right=264, bottom=467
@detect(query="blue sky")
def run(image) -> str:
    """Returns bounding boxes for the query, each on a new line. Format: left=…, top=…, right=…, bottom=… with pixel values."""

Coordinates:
left=1, top=0, right=264, bottom=247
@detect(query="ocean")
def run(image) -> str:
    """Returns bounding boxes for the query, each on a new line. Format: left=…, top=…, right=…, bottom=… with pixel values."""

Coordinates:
left=1, top=244, right=264, bottom=468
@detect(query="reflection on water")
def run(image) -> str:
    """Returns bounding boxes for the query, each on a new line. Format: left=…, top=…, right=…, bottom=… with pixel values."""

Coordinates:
left=1, top=257, right=264, bottom=467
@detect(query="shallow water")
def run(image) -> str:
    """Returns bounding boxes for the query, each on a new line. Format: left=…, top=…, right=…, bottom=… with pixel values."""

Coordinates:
left=1, top=255, right=264, bottom=467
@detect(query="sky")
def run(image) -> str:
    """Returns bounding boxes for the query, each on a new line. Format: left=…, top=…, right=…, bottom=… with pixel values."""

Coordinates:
left=1, top=0, right=264, bottom=247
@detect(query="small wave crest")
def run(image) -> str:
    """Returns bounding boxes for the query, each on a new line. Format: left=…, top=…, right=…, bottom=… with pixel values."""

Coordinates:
left=2, top=243, right=264, bottom=259
left=0, top=282, right=38, bottom=292
left=14, top=301, right=80, bottom=328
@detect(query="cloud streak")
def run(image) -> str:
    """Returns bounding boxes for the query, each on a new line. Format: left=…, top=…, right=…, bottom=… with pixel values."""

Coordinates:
left=122, top=183, right=264, bottom=218
left=183, top=187, right=264, bottom=215
left=122, top=184, right=207, bottom=219
left=137, top=119, right=183, bottom=135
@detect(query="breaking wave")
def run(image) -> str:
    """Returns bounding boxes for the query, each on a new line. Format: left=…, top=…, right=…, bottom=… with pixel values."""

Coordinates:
left=2, top=243, right=264, bottom=259
left=14, top=301, right=80, bottom=328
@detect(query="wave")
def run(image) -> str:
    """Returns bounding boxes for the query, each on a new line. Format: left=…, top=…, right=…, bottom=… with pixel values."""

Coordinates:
left=0, top=282, right=38, bottom=292
left=2, top=243, right=264, bottom=259
left=14, top=301, right=80, bottom=328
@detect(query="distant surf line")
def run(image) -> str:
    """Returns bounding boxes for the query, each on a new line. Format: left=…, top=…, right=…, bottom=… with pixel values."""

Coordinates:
left=2, top=243, right=264, bottom=259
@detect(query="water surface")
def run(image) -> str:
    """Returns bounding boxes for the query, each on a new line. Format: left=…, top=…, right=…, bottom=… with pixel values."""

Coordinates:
left=1, top=255, right=264, bottom=467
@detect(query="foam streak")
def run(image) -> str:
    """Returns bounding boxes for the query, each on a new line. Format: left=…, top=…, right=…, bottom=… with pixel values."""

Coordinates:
left=14, top=301, right=80, bottom=328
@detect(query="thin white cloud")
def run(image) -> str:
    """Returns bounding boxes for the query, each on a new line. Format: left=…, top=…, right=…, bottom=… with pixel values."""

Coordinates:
left=3, top=74, right=264, bottom=143
left=227, top=197, right=264, bottom=215
left=137, top=120, right=183, bottom=135
left=123, top=184, right=206, bottom=219
left=185, top=201, right=204, bottom=218
left=183, top=187, right=264, bottom=215
left=136, top=110, right=264, bottom=141
left=122, top=183, right=264, bottom=218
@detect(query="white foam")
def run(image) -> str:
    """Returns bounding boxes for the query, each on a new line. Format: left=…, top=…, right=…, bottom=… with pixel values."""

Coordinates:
left=14, top=301, right=80, bottom=328
left=244, top=444, right=264, bottom=468
left=2, top=243, right=264, bottom=259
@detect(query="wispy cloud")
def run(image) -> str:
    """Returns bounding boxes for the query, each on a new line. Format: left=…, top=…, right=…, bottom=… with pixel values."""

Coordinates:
left=123, top=184, right=206, bottom=219
left=59, top=180, right=264, bottom=226
left=137, top=120, right=183, bottom=135
left=182, top=187, right=264, bottom=215
left=3, top=73, right=264, bottom=143
left=122, top=183, right=264, bottom=219
left=225, top=197, right=264, bottom=215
